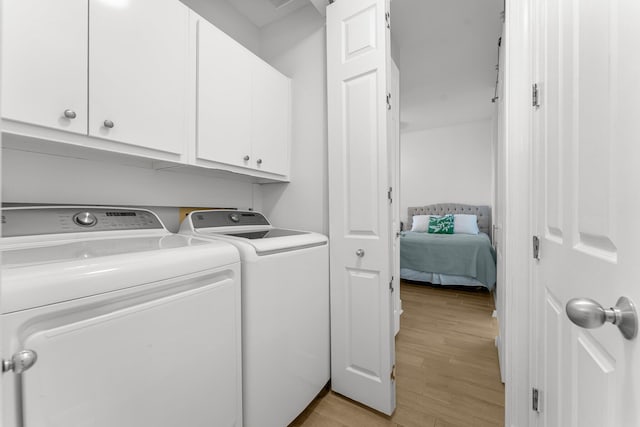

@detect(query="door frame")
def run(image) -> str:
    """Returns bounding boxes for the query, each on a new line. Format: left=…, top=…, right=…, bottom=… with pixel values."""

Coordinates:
left=503, top=0, right=535, bottom=425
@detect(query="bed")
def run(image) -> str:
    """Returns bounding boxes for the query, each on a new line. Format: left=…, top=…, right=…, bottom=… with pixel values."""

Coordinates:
left=400, top=204, right=496, bottom=290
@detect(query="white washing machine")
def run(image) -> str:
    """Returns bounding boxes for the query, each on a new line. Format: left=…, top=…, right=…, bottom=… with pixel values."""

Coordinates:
left=179, top=210, right=330, bottom=427
left=1, top=206, right=242, bottom=427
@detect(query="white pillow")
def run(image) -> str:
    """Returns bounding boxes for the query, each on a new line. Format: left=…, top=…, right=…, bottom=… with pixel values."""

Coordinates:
left=454, top=214, right=479, bottom=235
left=411, top=215, right=430, bottom=232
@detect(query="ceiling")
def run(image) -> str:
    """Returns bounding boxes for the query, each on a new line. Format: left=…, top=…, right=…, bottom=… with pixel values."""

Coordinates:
left=392, top=0, right=504, bottom=132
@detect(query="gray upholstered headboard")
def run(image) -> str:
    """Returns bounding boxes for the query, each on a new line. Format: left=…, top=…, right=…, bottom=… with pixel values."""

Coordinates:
left=407, top=203, right=492, bottom=237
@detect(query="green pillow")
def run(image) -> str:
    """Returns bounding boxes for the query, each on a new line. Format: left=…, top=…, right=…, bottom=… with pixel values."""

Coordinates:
left=428, top=214, right=454, bottom=234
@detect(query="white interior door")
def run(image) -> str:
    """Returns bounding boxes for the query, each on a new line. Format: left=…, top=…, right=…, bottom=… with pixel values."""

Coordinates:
left=327, top=0, right=396, bottom=415
left=533, top=0, right=640, bottom=425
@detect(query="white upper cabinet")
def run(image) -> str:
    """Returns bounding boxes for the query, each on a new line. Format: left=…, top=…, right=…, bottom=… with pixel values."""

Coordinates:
left=193, top=13, right=291, bottom=179
left=251, top=58, right=291, bottom=176
left=1, top=0, right=88, bottom=135
left=89, top=0, right=189, bottom=156
left=1, top=2, right=290, bottom=181
left=194, top=14, right=252, bottom=168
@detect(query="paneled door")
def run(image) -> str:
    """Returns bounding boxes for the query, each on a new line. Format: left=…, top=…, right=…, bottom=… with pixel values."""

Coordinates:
left=533, top=0, right=640, bottom=425
left=327, top=0, right=395, bottom=415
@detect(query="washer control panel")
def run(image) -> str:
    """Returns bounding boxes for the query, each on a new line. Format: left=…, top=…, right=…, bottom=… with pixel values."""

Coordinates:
left=2, top=207, right=164, bottom=237
left=191, top=210, right=270, bottom=229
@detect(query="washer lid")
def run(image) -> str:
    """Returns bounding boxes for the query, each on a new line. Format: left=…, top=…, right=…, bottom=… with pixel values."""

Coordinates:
left=180, top=209, right=327, bottom=254
left=1, top=235, right=239, bottom=314
left=192, top=228, right=327, bottom=254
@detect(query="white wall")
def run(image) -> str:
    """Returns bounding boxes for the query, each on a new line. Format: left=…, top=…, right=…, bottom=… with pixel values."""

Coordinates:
left=400, top=119, right=493, bottom=225
left=258, top=6, right=328, bottom=234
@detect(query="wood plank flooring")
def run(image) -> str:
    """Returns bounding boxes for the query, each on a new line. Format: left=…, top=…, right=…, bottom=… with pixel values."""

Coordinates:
left=290, top=281, right=504, bottom=427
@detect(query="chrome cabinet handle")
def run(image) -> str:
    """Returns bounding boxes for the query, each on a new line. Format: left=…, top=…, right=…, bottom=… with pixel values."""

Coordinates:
left=566, top=297, right=638, bottom=340
left=243, top=155, right=250, bottom=161
left=256, top=159, right=263, bottom=165
left=2, top=350, right=38, bottom=374
left=63, top=109, right=77, bottom=119
left=103, top=120, right=114, bottom=129
left=356, top=249, right=365, bottom=257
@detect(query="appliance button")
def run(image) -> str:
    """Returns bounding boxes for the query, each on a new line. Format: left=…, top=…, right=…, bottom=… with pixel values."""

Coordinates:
left=73, top=212, right=97, bottom=227
left=229, top=213, right=240, bottom=223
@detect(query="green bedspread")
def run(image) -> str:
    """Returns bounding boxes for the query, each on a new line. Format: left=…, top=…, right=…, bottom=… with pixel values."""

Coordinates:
left=400, top=232, right=497, bottom=287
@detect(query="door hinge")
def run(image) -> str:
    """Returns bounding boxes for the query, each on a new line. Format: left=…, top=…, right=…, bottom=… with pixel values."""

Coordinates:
left=532, top=387, right=541, bottom=413
left=390, top=364, right=396, bottom=381
left=532, top=235, right=540, bottom=260
left=389, top=277, right=394, bottom=292
left=532, top=83, right=540, bottom=108
left=385, top=11, right=390, bottom=29
left=387, top=186, right=393, bottom=203
left=386, top=92, right=392, bottom=110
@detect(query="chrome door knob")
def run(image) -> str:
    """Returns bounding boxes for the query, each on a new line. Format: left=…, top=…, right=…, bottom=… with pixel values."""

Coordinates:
left=566, top=297, right=638, bottom=340
left=243, top=155, right=250, bottom=161
left=2, top=350, right=38, bottom=374
left=356, top=249, right=365, bottom=257
left=63, top=109, right=77, bottom=119
left=103, top=119, right=115, bottom=129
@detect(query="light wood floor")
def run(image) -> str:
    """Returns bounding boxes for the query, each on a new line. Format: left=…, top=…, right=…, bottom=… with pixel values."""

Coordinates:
left=290, top=281, right=504, bottom=427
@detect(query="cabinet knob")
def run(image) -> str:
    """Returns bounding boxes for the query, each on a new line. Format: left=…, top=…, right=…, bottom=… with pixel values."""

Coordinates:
left=103, top=120, right=115, bottom=129
left=63, top=109, right=77, bottom=119
left=243, top=155, right=250, bottom=161
left=257, top=159, right=263, bottom=165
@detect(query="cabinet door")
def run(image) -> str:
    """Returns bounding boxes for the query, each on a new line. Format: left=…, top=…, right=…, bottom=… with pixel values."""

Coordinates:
left=251, top=58, right=291, bottom=176
left=89, top=0, right=188, bottom=156
left=1, top=0, right=88, bottom=134
left=195, top=15, right=252, bottom=168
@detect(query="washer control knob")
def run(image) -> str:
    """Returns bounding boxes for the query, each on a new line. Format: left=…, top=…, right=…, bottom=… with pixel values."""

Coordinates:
left=229, top=213, right=240, bottom=223
left=73, top=212, right=97, bottom=227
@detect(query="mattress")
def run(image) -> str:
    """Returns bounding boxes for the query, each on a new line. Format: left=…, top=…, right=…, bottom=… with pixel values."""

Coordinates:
left=399, top=231, right=497, bottom=290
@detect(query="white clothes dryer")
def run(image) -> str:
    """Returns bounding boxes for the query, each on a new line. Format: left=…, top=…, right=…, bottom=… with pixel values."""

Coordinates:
left=179, top=210, right=330, bottom=427
left=1, top=206, right=242, bottom=427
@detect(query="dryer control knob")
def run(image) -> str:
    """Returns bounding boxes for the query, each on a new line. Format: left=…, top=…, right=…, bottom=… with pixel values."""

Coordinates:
left=73, top=212, right=97, bottom=227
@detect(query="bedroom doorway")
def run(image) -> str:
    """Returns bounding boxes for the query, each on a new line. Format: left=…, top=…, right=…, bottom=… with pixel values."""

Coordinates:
left=391, top=0, right=506, bottom=424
